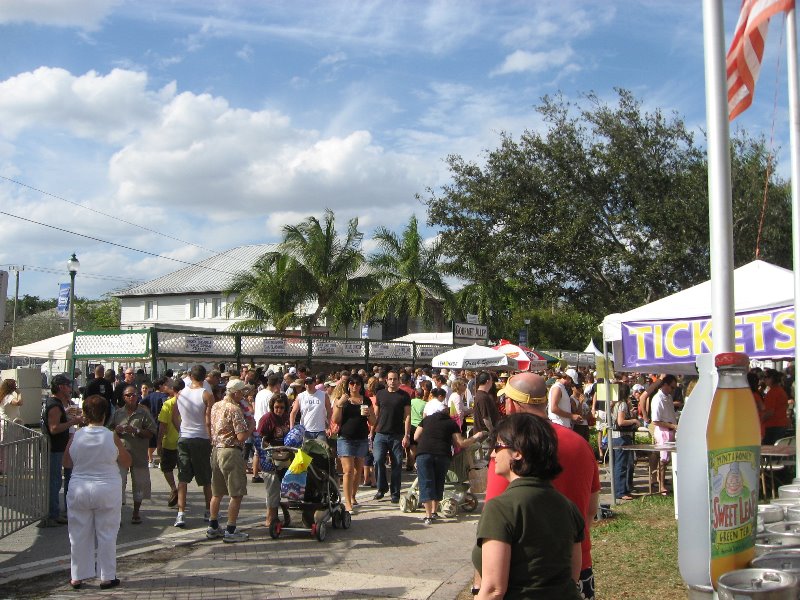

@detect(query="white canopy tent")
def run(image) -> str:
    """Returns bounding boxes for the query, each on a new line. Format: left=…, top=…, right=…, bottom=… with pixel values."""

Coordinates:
left=431, top=344, right=518, bottom=371
left=583, top=340, right=602, bottom=356
left=10, top=331, right=75, bottom=360
left=391, top=332, right=454, bottom=345
left=601, top=260, right=794, bottom=372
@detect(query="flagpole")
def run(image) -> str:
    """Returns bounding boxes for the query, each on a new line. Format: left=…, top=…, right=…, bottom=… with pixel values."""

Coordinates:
left=785, top=6, right=800, bottom=464
left=703, top=0, right=736, bottom=352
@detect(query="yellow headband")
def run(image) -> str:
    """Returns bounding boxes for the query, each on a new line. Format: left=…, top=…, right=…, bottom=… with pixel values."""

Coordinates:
left=498, top=382, right=548, bottom=405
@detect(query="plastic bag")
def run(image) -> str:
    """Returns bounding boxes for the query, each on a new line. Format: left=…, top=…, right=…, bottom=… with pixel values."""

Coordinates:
left=284, top=424, right=305, bottom=448
left=281, top=471, right=307, bottom=500
left=287, top=448, right=312, bottom=474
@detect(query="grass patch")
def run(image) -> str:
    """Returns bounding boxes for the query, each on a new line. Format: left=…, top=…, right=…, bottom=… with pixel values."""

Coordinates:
left=592, top=495, right=686, bottom=599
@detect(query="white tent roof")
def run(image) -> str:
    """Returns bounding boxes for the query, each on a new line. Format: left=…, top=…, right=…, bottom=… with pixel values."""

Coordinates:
left=431, top=344, right=518, bottom=370
left=11, top=331, right=75, bottom=360
left=391, top=332, right=454, bottom=345
left=602, top=260, right=793, bottom=342
left=584, top=340, right=602, bottom=355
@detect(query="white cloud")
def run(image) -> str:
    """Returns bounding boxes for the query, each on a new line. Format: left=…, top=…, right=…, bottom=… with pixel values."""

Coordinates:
left=319, top=51, right=346, bottom=66
left=0, top=0, right=120, bottom=30
left=492, top=47, right=576, bottom=76
left=236, top=44, right=254, bottom=62
left=0, top=67, right=171, bottom=143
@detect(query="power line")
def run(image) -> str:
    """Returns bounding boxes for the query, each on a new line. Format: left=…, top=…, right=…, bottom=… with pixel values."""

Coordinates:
left=0, top=210, right=239, bottom=277
left=0, top=174, right=218, bottom=254
left=0, top=264, right=143, bottom=284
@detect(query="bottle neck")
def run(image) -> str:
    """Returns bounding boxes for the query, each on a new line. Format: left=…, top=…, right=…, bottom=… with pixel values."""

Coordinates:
left=716, top=368, right=748, bottom=389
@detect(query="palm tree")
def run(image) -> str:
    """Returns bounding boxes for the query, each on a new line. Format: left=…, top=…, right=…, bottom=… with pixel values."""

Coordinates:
left=277, top=209, right=373, bottom=334
left=224, top=253, right=301, bottom=333
left=365, top=215, right=454, bottom=329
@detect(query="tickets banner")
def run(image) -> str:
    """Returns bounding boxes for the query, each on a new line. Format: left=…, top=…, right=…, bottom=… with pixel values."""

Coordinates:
left=620, top=305, right=795, bottom=368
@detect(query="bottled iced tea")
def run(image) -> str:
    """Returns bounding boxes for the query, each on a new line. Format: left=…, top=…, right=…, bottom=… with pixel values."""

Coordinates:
left=707, top=352, right=761, bottom=588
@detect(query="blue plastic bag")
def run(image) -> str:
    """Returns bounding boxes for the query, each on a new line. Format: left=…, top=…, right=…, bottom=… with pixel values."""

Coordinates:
left=283, top=424, right=305, bottom=448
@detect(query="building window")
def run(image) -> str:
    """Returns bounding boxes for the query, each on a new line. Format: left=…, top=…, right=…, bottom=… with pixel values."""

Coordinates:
left=145, top=300, right=155, bottom=320
left=211, top=298, right=222, bottom=318
left=190, top=299, right=201, bottom=319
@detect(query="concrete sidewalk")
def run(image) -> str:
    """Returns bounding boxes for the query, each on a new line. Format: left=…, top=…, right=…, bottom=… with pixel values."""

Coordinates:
left=0, top=467, right=480, bottom=599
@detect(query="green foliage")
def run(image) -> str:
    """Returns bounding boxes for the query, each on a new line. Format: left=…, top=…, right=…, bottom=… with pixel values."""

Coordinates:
left=425, top=89, right=791, bottom=319
left=365, top=215, right=454, bottom=328
left=514, top=307, right=599, bottom=350
left=4, top=294, right=56, bottom=320
left=74, top=296, right=121, bottom=330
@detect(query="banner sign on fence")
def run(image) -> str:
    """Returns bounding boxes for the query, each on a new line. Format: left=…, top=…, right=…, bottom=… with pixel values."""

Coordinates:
left=620, top=305, right=796, bottom=368
left=185, top=336, right=214, bottom=354
left=341, top=342, right=363, bottom=357
left=316, top=340, right=338, bottom=355
left=56, top=283, right=71, bottom=318
left=263, top=339, right=286, bottom=355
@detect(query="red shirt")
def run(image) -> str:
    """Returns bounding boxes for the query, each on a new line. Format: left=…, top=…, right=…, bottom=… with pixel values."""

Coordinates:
left=485, top=422, right=600, bottom=570
left=399, top=384, right=415, bottom=398
left=763, top=386, right=790, bottom=428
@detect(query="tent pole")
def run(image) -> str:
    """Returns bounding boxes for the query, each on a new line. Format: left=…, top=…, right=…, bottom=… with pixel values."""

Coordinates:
left=603, top=335, right=616, bottom=503
left=784, top=6, right=800, bottom=465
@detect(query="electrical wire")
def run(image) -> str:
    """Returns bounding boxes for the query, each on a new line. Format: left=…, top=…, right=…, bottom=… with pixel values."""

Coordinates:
left=0, top=174, right=218, bottom=254
left=0, top=210, right=239, bottom=277
left=0, top=263, right=142, bottom=284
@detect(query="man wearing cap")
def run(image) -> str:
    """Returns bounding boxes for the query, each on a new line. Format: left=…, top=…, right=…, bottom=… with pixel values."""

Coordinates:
left=172, top=365, right=214, bottom=528
left=479, top=372, right=601, bottom=600
left=289, top=376, right=331, bottom=440
left=40, top=374, right=83, bottom=527
left=548, top=371, right=581, bottom=429
left=205, top=379, right=254, bottom=543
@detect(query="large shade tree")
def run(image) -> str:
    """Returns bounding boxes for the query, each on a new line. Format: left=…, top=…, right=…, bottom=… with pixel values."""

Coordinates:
left=364, top=215, right=454, bottom=328
left=425, top=88, right=791, bottom=319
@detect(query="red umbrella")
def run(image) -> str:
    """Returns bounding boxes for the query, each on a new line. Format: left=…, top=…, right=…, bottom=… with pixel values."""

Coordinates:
left=492, top=340, right=548, bottom=372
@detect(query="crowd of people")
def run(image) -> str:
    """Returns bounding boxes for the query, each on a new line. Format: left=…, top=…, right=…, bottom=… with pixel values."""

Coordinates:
left=28, top=358, right=795, bottom=598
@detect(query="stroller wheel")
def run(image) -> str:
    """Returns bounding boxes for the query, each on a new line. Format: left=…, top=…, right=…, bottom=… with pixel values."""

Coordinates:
left=399, top=495, right=411, bottom=513
left=269, top=517, right=282, bottom=539
left=441, top=497, right=458, bottom=519
left=341, top=510, right=352, bottom=529
left=407, top=494, right=419, bottom=512
left=332, top=511, right=342, bottom=529
left=314, top=521, right=327, bottom=542
left=462, top=493, right=479, bottom=513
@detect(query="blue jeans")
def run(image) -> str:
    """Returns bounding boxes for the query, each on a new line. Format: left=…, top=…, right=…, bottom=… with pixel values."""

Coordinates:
left=303, top=430, right=327, bottom=441
left=48, top=451, right=64, bottom=519
left=612, top=436, right=633, bottom=498
left=373, top=432, right=404, bottom=498
left=416, top=453, right=451, bottom=503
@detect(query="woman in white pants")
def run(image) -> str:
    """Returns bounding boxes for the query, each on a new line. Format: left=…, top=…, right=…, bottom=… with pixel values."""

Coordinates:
left=64, top=394, right=131, bottom=590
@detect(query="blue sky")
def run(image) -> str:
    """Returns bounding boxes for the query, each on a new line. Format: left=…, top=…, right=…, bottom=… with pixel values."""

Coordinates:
left=0, top=1, right=793, bottom=302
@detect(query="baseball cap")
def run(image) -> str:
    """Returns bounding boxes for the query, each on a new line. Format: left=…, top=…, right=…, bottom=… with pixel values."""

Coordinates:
left=226, top=379, right=246, bottom=392
left=632, top=384, right=645, bottom=393
left=289, top=367, right=297, bottom=375
left=565, top=368, right=579, bottom=385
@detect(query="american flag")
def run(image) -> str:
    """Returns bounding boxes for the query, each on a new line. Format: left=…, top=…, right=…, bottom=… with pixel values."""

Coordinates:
left=726, top=0, right=795, bottom=121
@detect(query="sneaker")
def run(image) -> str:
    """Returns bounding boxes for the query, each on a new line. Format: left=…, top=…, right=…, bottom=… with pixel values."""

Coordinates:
left=430, top=512, right=439, bottom=520
left=223, top=530, right=249, bottom=543
left=422, top=517, right=433, bottom=525
left=206, top=526, right=224, bottom=539
left=148, top=461, right=154, bottom=468
left=174, top=514, right=186, bottom=528
left=204, top=511, right=210, bottom=522
left=373, top=492, right=385, bottom=500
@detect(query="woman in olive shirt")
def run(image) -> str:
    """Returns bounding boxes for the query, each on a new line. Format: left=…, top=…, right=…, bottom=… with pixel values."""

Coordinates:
left=473, top=413, right=584, bottom=600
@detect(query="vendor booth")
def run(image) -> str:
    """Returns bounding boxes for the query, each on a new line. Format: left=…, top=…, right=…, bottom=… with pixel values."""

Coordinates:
left=601, top=260, right=795, bottom=372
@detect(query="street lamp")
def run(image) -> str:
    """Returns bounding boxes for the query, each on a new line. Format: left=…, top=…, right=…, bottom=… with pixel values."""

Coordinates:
left=524, top=318, right=530, bottom=346
left=67, top=253, right=80, bottom=331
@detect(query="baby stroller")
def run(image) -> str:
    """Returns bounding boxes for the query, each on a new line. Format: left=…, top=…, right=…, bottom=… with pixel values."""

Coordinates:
left=399, top=449, right=481, bottom=518
left=266, top=439, right=350, bottom=542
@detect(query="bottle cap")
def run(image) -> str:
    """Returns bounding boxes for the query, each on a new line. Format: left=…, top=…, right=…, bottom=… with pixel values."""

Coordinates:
left=715, top=352, right=749, bottom=368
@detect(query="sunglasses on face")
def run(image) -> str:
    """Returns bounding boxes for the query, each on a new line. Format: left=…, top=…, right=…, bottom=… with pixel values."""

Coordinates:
left=123, top=393, right=136, bottom=397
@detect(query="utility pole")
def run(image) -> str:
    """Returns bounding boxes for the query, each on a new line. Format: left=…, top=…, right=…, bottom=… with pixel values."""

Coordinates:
left=8, top=265, right=23, bottom=347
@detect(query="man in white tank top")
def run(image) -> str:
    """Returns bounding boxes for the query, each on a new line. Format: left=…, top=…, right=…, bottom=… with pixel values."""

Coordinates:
left=548, top=372, right=579, bottom=429
left=289, top=376, right=331, bottom=440
left=172, top=365, right=213, bottom=528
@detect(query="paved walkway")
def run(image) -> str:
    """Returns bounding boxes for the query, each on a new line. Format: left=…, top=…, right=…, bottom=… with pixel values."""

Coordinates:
left=0, top=467, right=480, bottom=599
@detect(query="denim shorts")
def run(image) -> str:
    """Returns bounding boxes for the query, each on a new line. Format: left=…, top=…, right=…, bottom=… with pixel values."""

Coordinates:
left=337, top=437, right=369, bottom=458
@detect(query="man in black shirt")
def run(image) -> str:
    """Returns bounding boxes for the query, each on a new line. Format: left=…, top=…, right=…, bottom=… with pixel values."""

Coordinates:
left=84, top=365, right=115, bottom=426
left=472, top=372, right=501, bottom=434
left=372, top=370, right=411, bottom=503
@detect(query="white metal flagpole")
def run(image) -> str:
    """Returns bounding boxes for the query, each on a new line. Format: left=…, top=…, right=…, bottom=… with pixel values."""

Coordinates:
left=703, top=0, right=736, bottom=352
left=785, top=6, right=800, bottom=467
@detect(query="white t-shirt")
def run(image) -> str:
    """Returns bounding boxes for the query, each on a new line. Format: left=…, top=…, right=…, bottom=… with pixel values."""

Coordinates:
left=651, top=389, right=677, bottom=425
left=547, top=382, right=573, bottom=428
left=448, top=392, right=466, bottom=421
left=254, top=388, right=274, bottom=425
left=423, top=399, right=447, bottom=417
left=1, top=393, right=21, bottom=422
left=297, top=389, right=328, bottom=432
left=177, top=385, right=209, bottom=439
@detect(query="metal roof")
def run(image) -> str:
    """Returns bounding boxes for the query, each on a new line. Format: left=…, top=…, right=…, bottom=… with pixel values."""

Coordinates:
left=116, top=243, right=374, bottom=297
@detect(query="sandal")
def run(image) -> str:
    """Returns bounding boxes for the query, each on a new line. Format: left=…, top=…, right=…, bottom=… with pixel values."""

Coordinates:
left=69, top=580, right=82, bottom=589
left=99, top=579, right=120, bottom=590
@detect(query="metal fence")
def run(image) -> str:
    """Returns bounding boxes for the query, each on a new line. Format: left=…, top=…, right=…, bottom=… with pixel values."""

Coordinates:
left=0, top=418, right=48, bottom=539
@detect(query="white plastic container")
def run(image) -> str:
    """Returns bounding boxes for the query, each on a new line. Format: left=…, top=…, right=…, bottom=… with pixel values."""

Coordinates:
left=766, top=521, right=800, bottom=536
